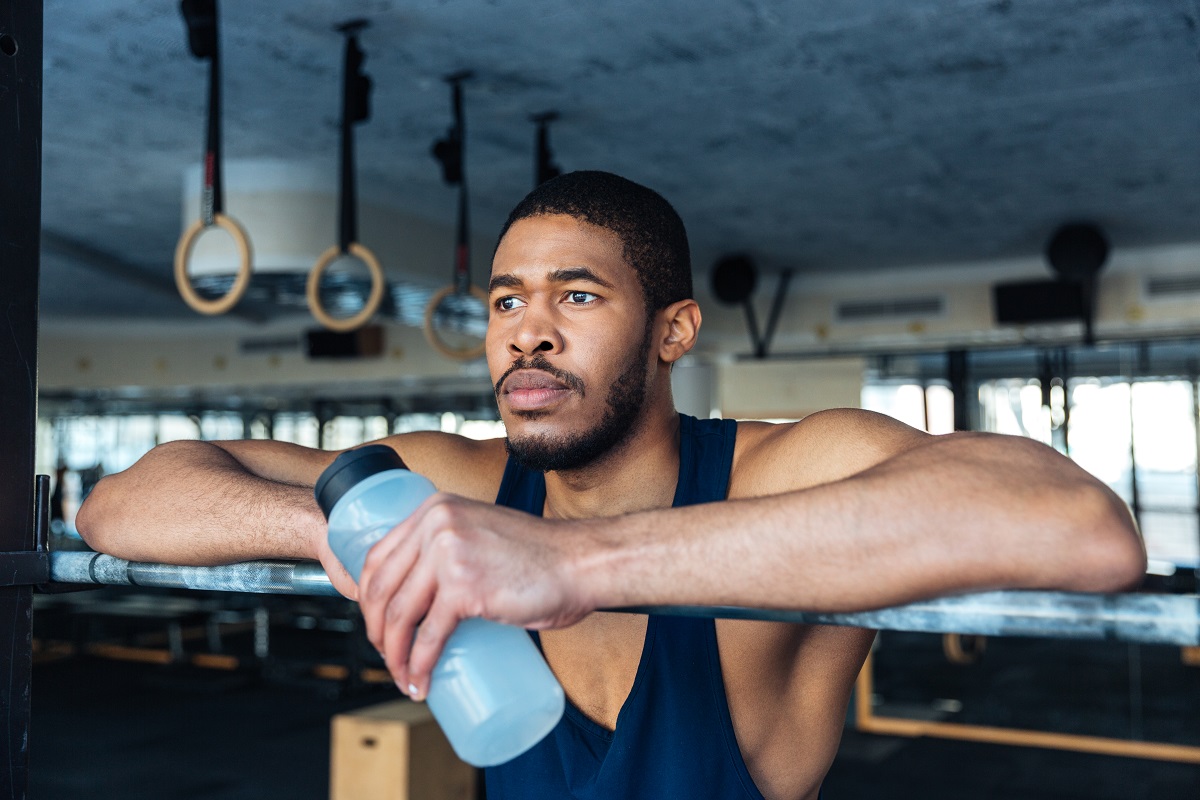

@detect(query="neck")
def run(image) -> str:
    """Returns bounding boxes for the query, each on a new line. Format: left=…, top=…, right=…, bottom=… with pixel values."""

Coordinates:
left=542, top=400, right=681, bottom=521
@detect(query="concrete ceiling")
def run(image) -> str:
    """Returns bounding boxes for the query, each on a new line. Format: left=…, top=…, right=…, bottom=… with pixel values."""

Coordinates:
left=38, top=0, right=1200, bottom=323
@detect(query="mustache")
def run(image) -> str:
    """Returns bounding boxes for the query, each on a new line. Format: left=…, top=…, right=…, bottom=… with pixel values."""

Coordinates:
left=494, top=354, right=586, bottom=398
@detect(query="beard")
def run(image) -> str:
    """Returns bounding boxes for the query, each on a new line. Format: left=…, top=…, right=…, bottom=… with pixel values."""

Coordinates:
left=502, top=321, right=653, bottom=473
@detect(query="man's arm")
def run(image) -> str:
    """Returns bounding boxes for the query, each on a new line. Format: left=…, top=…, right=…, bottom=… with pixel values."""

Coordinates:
left=76, top=432, right=509, bottom=598
left=76, top=439, right=333, bottom=566
left=357, top=410, right=1145, bottom=698
left=586, top=411, right=1146, bottom=612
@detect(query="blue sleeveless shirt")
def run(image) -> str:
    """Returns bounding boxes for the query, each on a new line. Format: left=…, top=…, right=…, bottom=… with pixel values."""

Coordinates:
left=486, top=414, right=767, bottom=800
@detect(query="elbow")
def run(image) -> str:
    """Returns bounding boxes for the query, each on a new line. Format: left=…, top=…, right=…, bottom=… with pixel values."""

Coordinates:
left=75, top=473, right=124, bottom=555
left=1069, top=484, right=1146, bottom=593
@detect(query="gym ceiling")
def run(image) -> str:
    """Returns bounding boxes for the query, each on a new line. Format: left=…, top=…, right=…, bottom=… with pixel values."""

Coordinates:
left=38, top=0, right=1200, bottom=322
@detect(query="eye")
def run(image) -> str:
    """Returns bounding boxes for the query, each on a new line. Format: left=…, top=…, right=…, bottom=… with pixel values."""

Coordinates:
left=567, top=291, right=598, bottom=305
left=495, top=296, right=526, bottom=311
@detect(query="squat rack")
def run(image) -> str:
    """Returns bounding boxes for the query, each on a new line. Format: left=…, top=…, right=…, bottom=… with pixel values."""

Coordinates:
left=0, top=0, right=43, bottom=794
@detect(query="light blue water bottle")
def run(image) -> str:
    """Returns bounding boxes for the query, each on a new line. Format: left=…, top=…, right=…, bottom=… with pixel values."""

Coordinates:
left=314, top=444, right=565, bottom=767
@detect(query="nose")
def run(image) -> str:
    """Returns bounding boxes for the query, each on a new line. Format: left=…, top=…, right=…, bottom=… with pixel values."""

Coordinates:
left=507, top=303, right=563, bottom=357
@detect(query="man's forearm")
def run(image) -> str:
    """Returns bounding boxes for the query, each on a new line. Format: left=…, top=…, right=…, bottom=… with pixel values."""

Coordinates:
left=574, top=434, right=1145, bottom=614
left=76, top=440, right=326, bottom=566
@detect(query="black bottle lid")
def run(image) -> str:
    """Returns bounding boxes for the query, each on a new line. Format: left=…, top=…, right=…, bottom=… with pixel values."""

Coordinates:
left=314, top=444, right=406, bottom=519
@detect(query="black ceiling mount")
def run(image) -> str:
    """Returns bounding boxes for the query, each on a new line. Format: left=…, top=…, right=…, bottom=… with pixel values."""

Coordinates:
left=1045, top=222, right=1109, bottom=346
left=1047, top=223, right=1109, bottom=282
left=432, top=70, right=473, bottom=187
left=711, top=254, right=757, bottom=304
left=711, top=254, right=793, bottom=359
left=180, top=0, right=217, bottom=59
left=531, top=110, right=561, bottom=187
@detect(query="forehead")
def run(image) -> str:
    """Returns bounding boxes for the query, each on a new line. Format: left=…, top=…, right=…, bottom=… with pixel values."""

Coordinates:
left=491, top=214, right=634, bottom=285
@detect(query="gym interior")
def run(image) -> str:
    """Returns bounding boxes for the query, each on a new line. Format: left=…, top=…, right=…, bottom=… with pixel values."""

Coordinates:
left=3, top=1, right=1200, bottom=798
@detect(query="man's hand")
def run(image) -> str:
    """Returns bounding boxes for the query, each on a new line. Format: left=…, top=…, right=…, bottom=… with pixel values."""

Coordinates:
left=357, top=494, right=593, bottom=699
left=313, top=529, right=361, bottom=601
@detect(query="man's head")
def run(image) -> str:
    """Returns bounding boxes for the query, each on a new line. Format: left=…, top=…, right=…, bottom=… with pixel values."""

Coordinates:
left=487, top=173, right=700, bottom=474
left=496, top=170, right=693, bottom=313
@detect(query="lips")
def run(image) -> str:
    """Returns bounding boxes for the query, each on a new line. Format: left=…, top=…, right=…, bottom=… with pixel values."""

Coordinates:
left=503, top=370, right=574, bottom=411
left=504, top=371, right=570, bottom=392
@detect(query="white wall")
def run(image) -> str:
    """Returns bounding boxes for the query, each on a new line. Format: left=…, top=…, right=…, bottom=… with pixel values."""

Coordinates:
left=41, top=239, right=1200, bottom=400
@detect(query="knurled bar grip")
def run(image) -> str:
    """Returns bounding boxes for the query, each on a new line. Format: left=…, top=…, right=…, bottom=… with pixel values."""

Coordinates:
left=47, top=552, right=1200, bottom=646
left=174, top=213, right=254, bottom=315
left=50, top=552, right=341, bottom=598
left=306, top=242, right=385, bottom=332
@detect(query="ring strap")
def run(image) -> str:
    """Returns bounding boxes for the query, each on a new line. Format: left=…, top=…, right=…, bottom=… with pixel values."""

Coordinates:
left=180, top=0, right=223, bottom=225
left=451, top=78, right=471, bottom=293
left=337, top=22, right=371, bottom=253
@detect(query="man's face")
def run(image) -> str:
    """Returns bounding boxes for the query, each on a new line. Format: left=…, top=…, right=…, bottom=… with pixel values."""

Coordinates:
left=486, top=214, right=655, bottom=472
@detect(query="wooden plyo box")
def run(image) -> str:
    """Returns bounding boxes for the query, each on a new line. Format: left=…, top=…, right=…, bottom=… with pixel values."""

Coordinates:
left=330, top=699, right=476, bottom=800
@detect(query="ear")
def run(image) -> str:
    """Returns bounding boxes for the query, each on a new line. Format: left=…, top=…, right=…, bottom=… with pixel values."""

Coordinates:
left=657, top=299, right=702, bottom=365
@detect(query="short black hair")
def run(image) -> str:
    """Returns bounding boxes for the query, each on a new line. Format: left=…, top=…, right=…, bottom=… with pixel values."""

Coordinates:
left=496, top=171, right=693, bottom=311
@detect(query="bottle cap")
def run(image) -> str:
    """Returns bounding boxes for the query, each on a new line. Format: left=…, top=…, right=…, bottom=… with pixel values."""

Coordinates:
left=314, top=444, right=406, bottom=519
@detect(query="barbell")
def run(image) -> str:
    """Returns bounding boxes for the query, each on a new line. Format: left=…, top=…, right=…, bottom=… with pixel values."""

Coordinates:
left=48, top=552, right=1200, bottom=646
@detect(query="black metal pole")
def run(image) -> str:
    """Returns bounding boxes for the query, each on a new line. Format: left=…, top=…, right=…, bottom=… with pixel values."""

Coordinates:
left=947, top=349, right=972, bottom=431
left=0, top=1, right=43, bottom=795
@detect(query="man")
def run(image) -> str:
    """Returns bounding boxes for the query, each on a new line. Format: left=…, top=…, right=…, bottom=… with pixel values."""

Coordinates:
left=78, top=171, right=1145, bottom=800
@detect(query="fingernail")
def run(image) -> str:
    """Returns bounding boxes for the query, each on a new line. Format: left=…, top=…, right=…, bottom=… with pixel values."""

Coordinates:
left=408, top=683, right=421, bottom=700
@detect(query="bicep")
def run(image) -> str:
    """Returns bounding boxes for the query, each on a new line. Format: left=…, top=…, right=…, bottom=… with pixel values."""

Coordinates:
left=734, top=409, right=933, bottom=497
left=209, top=439, right=334, bottom=486
left=212, top=431, right=507, bottom=502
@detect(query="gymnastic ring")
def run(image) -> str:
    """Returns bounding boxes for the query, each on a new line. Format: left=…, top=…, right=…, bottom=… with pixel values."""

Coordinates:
left=423, top=284, right=489, bottom=361
left=306, top=242, right=386, bottom=332
left=943, top=632, right=987, bottom=665
left=173, top=213, right=253, bottom=316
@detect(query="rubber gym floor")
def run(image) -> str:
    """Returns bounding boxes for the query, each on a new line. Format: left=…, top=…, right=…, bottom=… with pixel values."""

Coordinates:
left=29, top=622, right=1200, bottom=799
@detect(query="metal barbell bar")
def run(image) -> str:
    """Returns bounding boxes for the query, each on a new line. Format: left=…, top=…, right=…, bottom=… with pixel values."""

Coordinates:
left=48, top=551, right=1200, bottom=646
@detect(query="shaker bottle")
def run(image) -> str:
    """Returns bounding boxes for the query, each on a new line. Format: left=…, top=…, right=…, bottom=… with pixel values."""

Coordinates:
left=314, top=444, right=565, bottom=766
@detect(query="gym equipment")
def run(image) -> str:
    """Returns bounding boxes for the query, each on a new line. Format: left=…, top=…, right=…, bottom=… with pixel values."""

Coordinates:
left=424, top=72, right=488, bottom=361
left=47, top=552, right=1200, bottom=647
left=531, top=111, right=561, bottom=187
left=306, top=20, right=385, bottom=332
left=1, top=2, right=41, bottom=785
left=1046, top=222, right=1109, bottom=347
left=315, top=446, right=565, bottom=766
left=710, top=254, right=793, bottom=358
left=174, top=0, right=253, bottom=316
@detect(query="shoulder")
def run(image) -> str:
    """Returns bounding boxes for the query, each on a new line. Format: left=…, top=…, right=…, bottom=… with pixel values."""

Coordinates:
left=379, top=431, right=509, bottom=502
left=730, top=408, right=930, bottom=497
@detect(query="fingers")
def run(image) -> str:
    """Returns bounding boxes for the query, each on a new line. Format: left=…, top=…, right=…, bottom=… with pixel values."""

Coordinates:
left=405, top=596, right=462, bottom=701
left=359, top=525, right=422, bottom=648
left=379, top=559, right=439, bottom=694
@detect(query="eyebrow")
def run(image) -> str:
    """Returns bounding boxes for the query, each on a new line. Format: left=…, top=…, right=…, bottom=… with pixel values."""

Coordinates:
left=548, top=267, right=615, bottom=289
left=488, top=267, right=616, bottom=293
left=488, top=274, right=523, bottom=292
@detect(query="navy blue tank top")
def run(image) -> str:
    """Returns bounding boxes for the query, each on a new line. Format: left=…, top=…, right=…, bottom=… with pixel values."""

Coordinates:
left=486, top=414, right=766, bottom=800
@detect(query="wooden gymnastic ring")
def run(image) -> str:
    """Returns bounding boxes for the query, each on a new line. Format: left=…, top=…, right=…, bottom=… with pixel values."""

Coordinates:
left=943, top=632, right=987, bottom=665
left=423, top=283, right=488, bottom=361
left=306, top=242, right=386, bottom=332
left=174, top=213, right=253, bottom=316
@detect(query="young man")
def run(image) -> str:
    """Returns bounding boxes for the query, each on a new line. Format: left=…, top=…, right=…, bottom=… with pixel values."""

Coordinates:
left=78, top=171, right=1144, bottom=800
